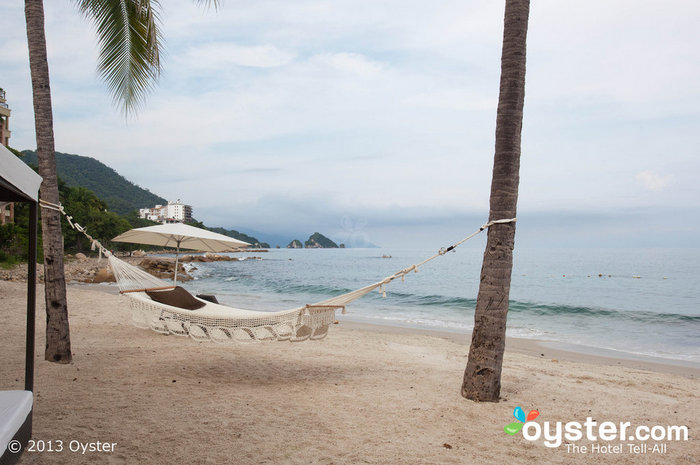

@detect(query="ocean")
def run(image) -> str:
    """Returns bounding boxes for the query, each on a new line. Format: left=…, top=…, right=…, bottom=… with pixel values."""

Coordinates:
left=179, top=246, right=700, bottom=364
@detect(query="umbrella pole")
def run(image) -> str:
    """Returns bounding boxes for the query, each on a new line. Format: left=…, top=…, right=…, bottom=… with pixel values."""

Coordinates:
left=174, top=242, right=180, bottom=283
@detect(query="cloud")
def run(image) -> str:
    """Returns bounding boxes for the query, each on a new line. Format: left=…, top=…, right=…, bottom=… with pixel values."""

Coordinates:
left=0, top=38, right=28, bottom=64
left=312, top=52, right=385, bottom=77
left=402, top=90, right=496, bottom=111
left=179, top=43, right=296, bottom=69
left=530, top=2, right=690, bottom=95
left=1, top=0, right=699, bottom=247
left=636, top=171, right=673, bottom=191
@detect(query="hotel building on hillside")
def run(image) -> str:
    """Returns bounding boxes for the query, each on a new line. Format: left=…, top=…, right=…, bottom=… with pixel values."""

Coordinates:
left=139, top=200, right=192, bottom=224
left=0, top=89, right=10, bottom=147
left=1, top=88, right=14, bottom=225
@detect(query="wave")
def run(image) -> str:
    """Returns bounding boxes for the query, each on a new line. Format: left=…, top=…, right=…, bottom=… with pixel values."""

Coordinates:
left=261, top=281, right=480, bottom=310
left=220, top=278, right=699, bottom=325
left=509, top=301, right=700, bottom=324
left=267, top=281, right=359, bottom=296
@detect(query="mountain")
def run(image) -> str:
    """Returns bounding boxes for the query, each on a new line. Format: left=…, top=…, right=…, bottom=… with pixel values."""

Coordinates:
left=21, top=150, right=166, bottom=215
left=20, top=150, right=269, bottom=247
left=305, top=232, right=339, bottom=248
left=238, top=229, right=293, bottom=249
left=246, top=229, right=377, bottom=248
left=207, top=226, right=269, bottom=248
left=287, top=239, right=303, bottom=249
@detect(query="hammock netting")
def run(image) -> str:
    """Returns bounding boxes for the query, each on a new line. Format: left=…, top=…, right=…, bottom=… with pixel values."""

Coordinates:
left=108, top=254, right=385, bottom=343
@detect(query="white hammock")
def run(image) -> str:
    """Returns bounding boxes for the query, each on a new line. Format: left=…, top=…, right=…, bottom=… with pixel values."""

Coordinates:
left=107, top=253, right=383, bottom=343
left=41, top=199, right=515, bottom=344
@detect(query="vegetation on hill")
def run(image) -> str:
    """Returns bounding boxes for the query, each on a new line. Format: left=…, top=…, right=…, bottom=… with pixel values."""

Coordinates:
left=21, top=150, right=166, bottom=215
left=1, top=170, right=156, bottom=266
left=6, top=149, right=268, bottom=257
left=206, top=226, right=270, bottom=249
left=305, top=232, right=339, bottom=248
left=0, top=200, right=37, bottom=266
left=287, top=239, right=303, bottom=249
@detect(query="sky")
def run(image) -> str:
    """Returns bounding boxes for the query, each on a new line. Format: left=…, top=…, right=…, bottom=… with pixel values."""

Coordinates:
left=1, top=0, right=699, bottom=248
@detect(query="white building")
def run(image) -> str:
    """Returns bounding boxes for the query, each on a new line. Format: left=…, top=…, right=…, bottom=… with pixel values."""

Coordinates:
left=1, top=88, right=14, bottom=225
left=138, top=205, right=161, bottom=222
left=139, top=200, right=192, bottom=223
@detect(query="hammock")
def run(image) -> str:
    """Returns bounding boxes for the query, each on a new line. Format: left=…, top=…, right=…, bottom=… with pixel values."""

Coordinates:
left=41, top=200, right=515, bottom=344
left=107, top=253, right=389, bottom=343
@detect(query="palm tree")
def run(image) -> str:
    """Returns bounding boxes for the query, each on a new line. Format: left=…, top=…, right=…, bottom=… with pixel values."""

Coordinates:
left=461, top=0, right=530, bottom=401
left=24, top=0, right=215, bottom=363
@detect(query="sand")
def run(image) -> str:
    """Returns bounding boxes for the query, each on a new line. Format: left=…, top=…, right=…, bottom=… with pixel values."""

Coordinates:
left=1, top=280, right=698, bottom=464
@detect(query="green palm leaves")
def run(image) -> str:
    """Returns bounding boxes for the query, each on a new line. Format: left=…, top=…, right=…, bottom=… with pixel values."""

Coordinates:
left=74, top=0, right=219, bottom=116
left=74, top=0, right=163, bottom=116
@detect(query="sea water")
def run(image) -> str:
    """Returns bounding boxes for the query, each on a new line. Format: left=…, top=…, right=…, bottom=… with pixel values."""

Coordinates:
left=180, top=247, right=700, bottom=363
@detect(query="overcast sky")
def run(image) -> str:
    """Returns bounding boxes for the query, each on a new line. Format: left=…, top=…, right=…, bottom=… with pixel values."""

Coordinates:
left=1, top=0, right=699, bottom=248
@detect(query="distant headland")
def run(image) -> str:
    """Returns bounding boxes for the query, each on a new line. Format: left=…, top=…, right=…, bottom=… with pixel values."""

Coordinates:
left=287, top=232, right=343, bottom=249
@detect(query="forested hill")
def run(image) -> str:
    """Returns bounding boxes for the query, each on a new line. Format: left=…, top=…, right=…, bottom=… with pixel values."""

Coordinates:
left=21, top=150, right=166, bottom=215
left=206, top=227, right=269, bottom=249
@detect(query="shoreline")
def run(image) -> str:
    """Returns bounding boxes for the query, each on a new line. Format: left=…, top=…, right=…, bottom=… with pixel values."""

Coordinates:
left=339, top=321, right=700, bottom=378
left=77, top=281, right=700, bottom=377
left=2, top=280, right=698, bottom=464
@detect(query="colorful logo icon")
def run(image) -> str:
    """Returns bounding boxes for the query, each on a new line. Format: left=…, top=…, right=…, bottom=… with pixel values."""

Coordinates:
left=504, top=406, right=539, bottom=435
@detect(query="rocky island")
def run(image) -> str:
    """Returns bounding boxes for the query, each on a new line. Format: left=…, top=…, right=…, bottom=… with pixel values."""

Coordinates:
left=305, top=232, right=339, bottom=248
left=286, top=233, right=342, bottom=249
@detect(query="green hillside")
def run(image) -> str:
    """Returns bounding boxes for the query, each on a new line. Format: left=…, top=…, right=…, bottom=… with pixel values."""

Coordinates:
left=21, top=150, right=166, bottom=215
left=18, top=150, right=268, bottom=248
left=207, top=226, right=269, bottom=249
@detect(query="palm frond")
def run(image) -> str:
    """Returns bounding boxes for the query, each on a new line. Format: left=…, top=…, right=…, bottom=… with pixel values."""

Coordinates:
left=192, top=0, right=222, bottom=11
left=74, top=0, right=163, bottom=116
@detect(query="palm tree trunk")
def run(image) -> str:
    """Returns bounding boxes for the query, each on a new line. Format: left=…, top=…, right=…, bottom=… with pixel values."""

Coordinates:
left=25, top=0, right=72, bottom=364
left=462, top=0, right=529, bottom=401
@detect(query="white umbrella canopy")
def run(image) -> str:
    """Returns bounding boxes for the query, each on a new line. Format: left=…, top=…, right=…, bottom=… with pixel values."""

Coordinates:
left=112, top=223, right=251, bottom=252
left=112, top=223, right=251, bottom=282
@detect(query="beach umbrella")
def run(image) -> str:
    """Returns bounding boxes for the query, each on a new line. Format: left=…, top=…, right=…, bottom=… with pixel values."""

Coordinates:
left=112, top=223, right=251, bottom=282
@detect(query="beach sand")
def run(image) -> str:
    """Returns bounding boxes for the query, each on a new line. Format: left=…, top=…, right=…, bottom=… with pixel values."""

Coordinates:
left=1, top=280, right=697, bottom=464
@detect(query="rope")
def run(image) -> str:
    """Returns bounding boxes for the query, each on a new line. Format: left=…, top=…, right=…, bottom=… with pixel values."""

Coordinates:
left=41, top=199, right=170, bottom=292
left=376, top=217, right=517, bottom=289
left=40, top=199, right=113, bottom=258
left=313, top=217, right=516, bottom=307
